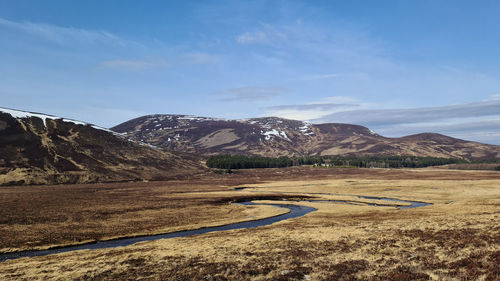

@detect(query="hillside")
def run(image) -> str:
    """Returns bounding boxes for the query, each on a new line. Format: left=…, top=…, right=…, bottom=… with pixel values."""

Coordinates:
left=0, top=108, right=204, bottom=186
left=112, top=114, right=500, bottom=159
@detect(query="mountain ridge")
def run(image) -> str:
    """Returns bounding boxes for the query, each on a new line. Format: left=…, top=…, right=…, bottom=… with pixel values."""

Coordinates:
left=112, top=114, right=500, bottom=160
left=0, top=108, right=204, bottom=186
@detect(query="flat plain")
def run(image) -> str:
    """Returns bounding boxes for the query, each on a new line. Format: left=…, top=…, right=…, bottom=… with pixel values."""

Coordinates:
left=0, top=167, right=499, bottom=280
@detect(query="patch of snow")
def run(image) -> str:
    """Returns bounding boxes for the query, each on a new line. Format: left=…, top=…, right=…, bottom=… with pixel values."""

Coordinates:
left=91, top=125, right=125, bottom=136
left=0, top=107, right=124, bottom=136
left=131, top=138, right=157, bottom=148
left=369, top=129, right=377, bottom=135
left=177, top=115, right=229, bottom=122
left=0, top=107, right=59, bottom=127
left=262, top=129, right=279, bottom=140
left=298, top=122, right=315, bottom=136
left=279, top=131, right=291, bottom=141
left=177, top=116, right=203, bottom=121
left=62, top=118, right=87, bottom=126
left=174, top=133, right=180, bottom=141
left=261, top=129, right=290, bottom=141
left=298, top=124, right=310, bottom=132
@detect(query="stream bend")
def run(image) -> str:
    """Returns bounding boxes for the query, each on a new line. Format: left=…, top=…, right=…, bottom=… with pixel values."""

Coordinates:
left=0, top=202, right=315, bottom=262
left=0, top=195, right=432, bottom=262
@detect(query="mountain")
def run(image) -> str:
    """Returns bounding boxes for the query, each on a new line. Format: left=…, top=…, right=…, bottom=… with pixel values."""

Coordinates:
left=0, top=108, right=203, bottom=186
left=112, top=114, right=500, bottom=160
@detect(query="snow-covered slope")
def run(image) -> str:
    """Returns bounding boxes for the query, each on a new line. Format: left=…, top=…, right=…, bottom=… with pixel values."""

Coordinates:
left=0, top=108, right=203, bottom=186
left=0, top=107, right=119, bottom=134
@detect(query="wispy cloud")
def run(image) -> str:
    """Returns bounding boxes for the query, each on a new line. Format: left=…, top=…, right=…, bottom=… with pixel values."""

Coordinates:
left=235, top=24, right=287, bottom=45
left=301, top=73, right=341, bottom=80
left=236, top=31, right=268, bottom=44
left=216, top=86, right=289, bottom=102
left=489, top=94, right=500, bottom=100
left=313, top=99, right=500, bottom=126
left=264, top=97, right=500, bottom=144
left=374, top=118, right=500, bottom=145
left=184, top=52, right=220, bottom=64
left=0, top=17, right=123, bottom=46
left=98, top=59, right=167, bottom=70
left=305, top=100, right=500, bottom=144
left=265, top=96, right=363, bottom=120
left=251, top=52, right=285, bottom=65
left=267, top=103, right=355, bottom=111
left=266, top=102, right=359, bottom=120
left=320, top=96, right=360, bottom=103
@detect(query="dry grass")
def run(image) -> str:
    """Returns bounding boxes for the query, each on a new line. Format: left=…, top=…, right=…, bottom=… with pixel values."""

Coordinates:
left=0, top=180, right=299, bottom=253
left=0, top=167, right=499, bottom=280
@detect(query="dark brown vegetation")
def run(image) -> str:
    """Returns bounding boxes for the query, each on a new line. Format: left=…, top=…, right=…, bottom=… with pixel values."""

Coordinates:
left=0, top=179, right=307, bottom=252
left=0, top=112, right=204, bottom=186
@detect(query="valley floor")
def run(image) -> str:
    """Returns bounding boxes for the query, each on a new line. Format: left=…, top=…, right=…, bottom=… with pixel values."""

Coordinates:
left=0, top=167, right=499, bottom=280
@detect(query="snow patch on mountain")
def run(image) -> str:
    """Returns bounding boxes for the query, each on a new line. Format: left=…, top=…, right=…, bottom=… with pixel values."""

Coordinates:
left=298, top=123, right=315, bottom=136
left=0, top=107, right=122, bottom=136
left=261, top=129, right=291, bottom=141
left=1, top=107, right=58, bottom=127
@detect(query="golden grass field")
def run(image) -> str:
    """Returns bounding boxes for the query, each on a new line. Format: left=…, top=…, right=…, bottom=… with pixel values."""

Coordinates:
left=0, top=167, right=499, bottom=280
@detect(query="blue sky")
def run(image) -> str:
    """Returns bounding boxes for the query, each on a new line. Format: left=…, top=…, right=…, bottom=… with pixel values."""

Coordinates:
left=1, top=0, right=500, bottom=144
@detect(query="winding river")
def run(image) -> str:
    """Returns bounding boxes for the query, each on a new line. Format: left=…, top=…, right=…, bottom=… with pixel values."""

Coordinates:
left=0, top=196, right=431, bottom=262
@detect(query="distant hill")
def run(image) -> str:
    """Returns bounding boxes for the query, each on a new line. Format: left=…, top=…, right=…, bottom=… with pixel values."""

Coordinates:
left=0, top=108, right=203, bottom=186
left=112, top=114, right=500, bottom=160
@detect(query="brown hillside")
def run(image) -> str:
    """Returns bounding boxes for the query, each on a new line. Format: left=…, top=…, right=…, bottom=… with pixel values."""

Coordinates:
left=112, top=114, right=500, bottom=159
left=0, top=110, right=204, bottom=186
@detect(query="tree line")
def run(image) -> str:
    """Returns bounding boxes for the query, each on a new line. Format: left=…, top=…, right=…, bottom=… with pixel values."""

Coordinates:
left=322, top=155, right=463, bottom=168
left=206, top=154, right=464, bottom=169
left=206, top=155, right=293, bottom=169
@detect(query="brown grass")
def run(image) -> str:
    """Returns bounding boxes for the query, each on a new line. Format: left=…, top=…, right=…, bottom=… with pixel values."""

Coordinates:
left=0, top=179, right=303, bottom=253
left=0, top=167, right=499, bottom=280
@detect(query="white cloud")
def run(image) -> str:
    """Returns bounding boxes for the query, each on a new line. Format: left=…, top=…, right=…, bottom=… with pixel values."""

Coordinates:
left=265, top=108, right=344, bottom=121
left=235, top=24, right=287, bottom=45
left=0, top=17, right=123, bottom=46
left=185, top=52, right=220, bottom=64
left=301, top=73, right=341, bottom=80
left=265, top=97, right=500, bottom=144
left=265, top=96, right=362, bottom=121
left=319, top=96, right=359, bottom=104
left=98, top=59, right=167, bottom=70
left=374, top=118, right=500, bottom=145
left=216, top=86, right=290, bottom=102
left=489, top=94, right=500, bottom=100
left=313, top=99, right=500, bottom=126
left=236, top=31, right=268, bottom=44
left=251, top=53, right=285, bottom=65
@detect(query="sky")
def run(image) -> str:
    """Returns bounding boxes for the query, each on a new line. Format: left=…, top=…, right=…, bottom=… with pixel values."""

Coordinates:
left=1, top=0, right=500, bottom=144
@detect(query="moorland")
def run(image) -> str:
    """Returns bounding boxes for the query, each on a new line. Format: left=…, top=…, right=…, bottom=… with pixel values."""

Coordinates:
left=1, top=167, right=499, bottom=280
